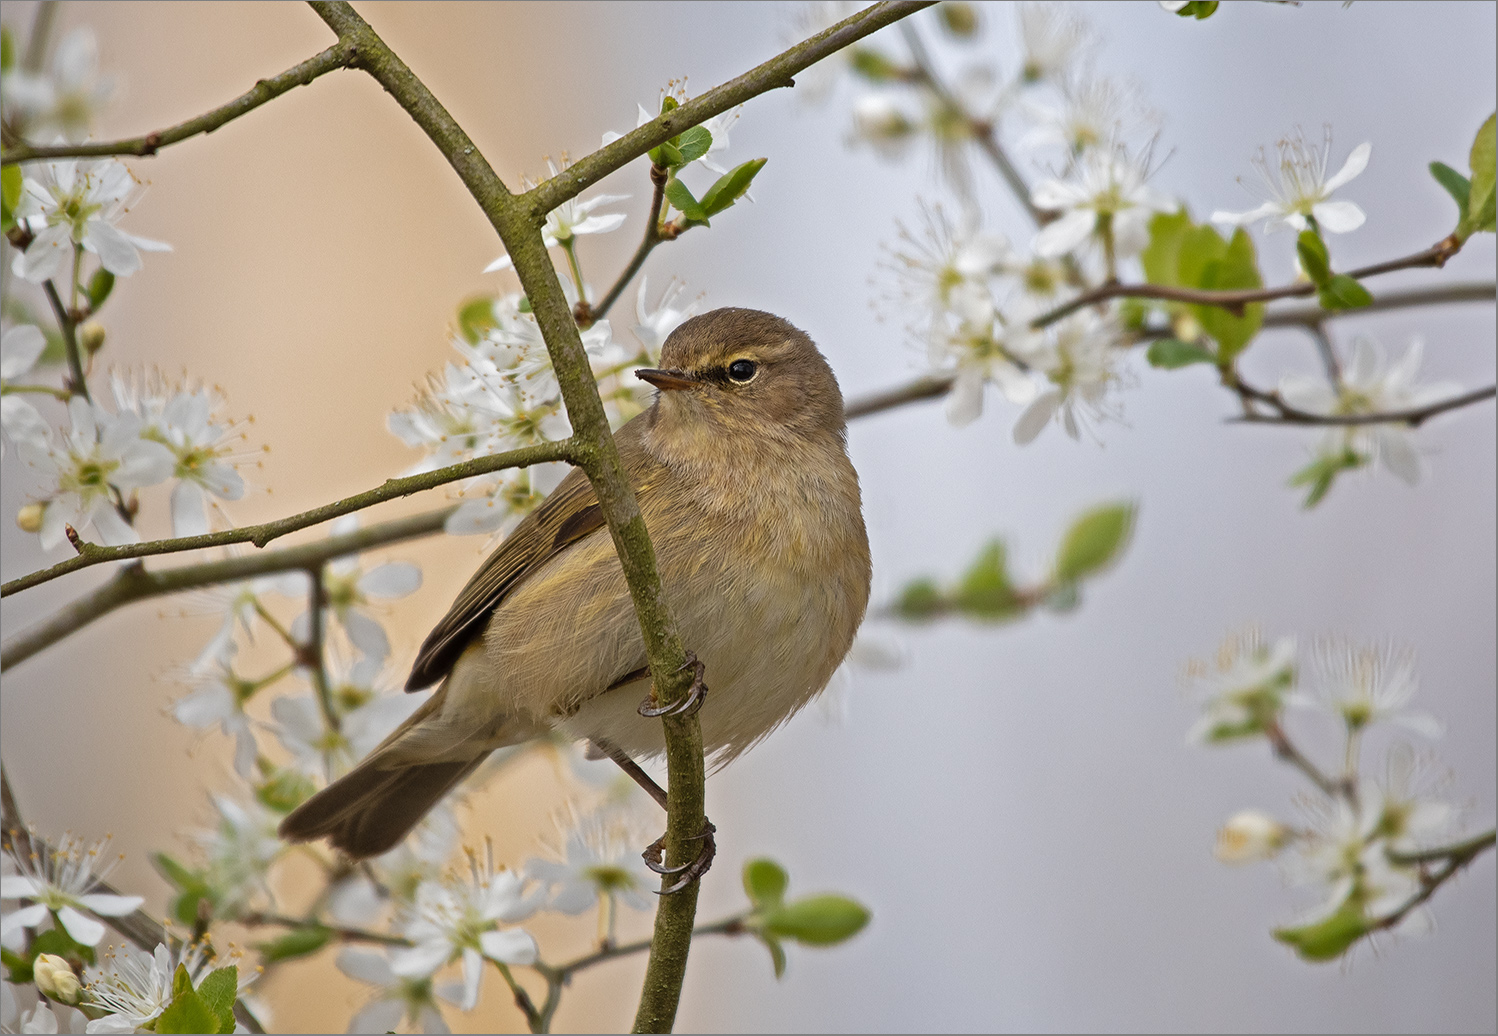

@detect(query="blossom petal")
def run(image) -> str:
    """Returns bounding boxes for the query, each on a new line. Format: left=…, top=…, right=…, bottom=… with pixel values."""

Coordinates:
left=359, top=562, right=422, bottom=599
left=77, top=893, right=145, bottom=917
left=944, top=367, right=986, bottom=427
left=1, top=875, right=43, bottom=898
left=1375, top=427, right=1422, bottom=485
left=82, top=221, right=142, bottom=277
left=459, top=947, right=483, bottom=1011
left=336, top=947, right=396, bottom=986
left=483, top=253, right=515, bottom=273
left=479, top=928, right=538, bottom=966
left=1210, top=202, right=1280, bottom=227
left=1322, top=142, right=1371, bottom=193
left=0, top=904, right=48, bottom=936
left=390, top=939, right=450, bottom=979
left=349, top=999, right=405, bottom=1035
left=1032, top=208, right=1096, bottom=258
left=171, top=480, right=210, bottom=537
left=1, top=325, right=46, bottom=379
left=341, top=609, right=392, bottom=661
left=1311, top=200, right=1365, bottom=234
left=1, top=396, right=50, bottom=448
left=90, top=505, right=140, bottom=547
left=13, top=224, right=72, bottom=283
left=56, top=905, right=106, bottom=946
left=1013, top=390, right=1061, bottom=445
left=418, top=1004, right=452, bottom=1035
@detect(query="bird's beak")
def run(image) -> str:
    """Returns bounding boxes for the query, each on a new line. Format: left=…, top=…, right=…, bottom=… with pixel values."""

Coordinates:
left=635, top=368, right=698, bottom=392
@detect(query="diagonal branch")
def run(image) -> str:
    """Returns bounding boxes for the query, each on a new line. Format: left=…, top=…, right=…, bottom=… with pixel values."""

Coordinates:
left=1, top=43, right=356, bottom=165
left=1227, top=381, right=1496, bottom=428
left=1, top=438, right=574, bottom=597
left=0, top=507, right=452, bottom=673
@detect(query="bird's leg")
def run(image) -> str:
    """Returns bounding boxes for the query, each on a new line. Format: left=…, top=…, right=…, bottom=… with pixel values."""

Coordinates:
left=594, top=739, right=716, bottom=894
left=637, top=651, right=707, bottom=719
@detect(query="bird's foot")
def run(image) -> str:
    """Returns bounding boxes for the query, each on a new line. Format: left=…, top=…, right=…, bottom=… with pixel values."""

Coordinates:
left=641, top=818, right=717, bottom=894
left=638, top=651, right=707, bottom=719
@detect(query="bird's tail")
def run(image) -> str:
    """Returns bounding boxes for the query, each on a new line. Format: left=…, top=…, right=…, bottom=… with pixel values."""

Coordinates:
left=279, top=650, right=536, bottom=858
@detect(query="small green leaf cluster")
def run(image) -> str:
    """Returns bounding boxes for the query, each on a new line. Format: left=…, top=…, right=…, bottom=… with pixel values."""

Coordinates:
left=1, top=162, right=22, bottom=234
left=153, top=852, right=223, bottom=930
left=648, top=95, right=767, bottom=230
left=154, top=962, right=239, bottom=1034
left=1429, top=112, right=1497, bottom=240
left=1167, top=1, right=1219, bottom=19
left=895, top=502, right=1137, bottom=623
left=1288, top=445, right=1366, bottom=509
left=1140, top=210, right=1265, bottom=368
left=739, top=859, right=871, bottom=979
left=1295, top=228, right=1373, bottom=311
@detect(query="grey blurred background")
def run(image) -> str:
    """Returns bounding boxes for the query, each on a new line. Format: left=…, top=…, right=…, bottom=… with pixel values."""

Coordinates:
left=1, top=2, right=1493, bottom=1032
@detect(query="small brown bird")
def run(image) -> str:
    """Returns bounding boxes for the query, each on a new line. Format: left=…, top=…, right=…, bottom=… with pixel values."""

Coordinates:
left=280, top=308, right=872, bottom=861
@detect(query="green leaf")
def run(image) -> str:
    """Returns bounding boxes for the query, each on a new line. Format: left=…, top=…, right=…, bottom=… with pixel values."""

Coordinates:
left=2, top=946, right=33, bottom=984
left=156, top=987, right=222, bottom=1035
left=1429, top=160, right=1471, bottom=223
left=1175, top=224, right=1228, bottom=291
left=659, top=95, right=679, bottom=116
left=1318, top=274, right=1373, bottom=311
left=28, top=924, right=96, bottom=969
left=936, top=2, right=979, bottom=38
left=1295, top=229, right=1332, bottom=287
left=1146, top=338, right=1216, bottom=369
left=1465, top=112, right=1497, bottom=235
left=255, top=766, right=316, bottom=813
left=1141, top=209, right=1193, bottom=286
left=762, top=895, right=871, bottom=946
left=743, top=858, right=789, bottom=909
left=256, top=925, right=333, bottom=963
left=663, top=177, right=709, bottom=225
left=1171, top=0, right=1219, bottom=16
left=761, top=934, right=787, bottom=978
left=848, top=47, right=904, bottom=82
left=152, top=852, right=217, bottom=928
left=1273, top=899, right=1369, bottom=962
left=1194, top=228, right=1263, bottom=362
left=457, top=296, right=499, bottom=343
left=0, top=26, right=14, bottom=73
left=196, top=966, right=239, bottom=1033
left=652, top=141, right=685, bottom=168
left=894, top=577, right=943, bottom=620
left=673, top=126, right=713, bottom=165
left=1288, top=449, right=1365, bottom=508
left=954, top=540, right=1023, bottom=620
left=173, top=963, right=195, bottom=1000
left=1055, top=503, right=1136, bottom=583
left=700, top=158, right=767, bottom=217
left=86, top=269, right=115, bottom=313
left=1, top=163, right=21, bottom=232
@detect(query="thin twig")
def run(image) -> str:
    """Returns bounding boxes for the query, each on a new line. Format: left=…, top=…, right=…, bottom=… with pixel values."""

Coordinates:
left=1031, top=237, right=1466, bottom=329
left=1371, top=830, right=1496, bottom=934
left=1227, top=379, right=1495, bottom=428
left=1260, top=280, right=1496, bottom=327
left=1, top=508, right=452, bottom=672
left=1264, top=719, right=1345, bottom=800
left=2, top=43, right=356, bottom=165
left=42, top=278, right=88, bottom=402
left=239, top=911, right=410, bottom=947
left=1386, top=829, right=1497, bottom=867
left=1, top=437, right=574, bottom=597
left=588, top=165, right=670, bottom=324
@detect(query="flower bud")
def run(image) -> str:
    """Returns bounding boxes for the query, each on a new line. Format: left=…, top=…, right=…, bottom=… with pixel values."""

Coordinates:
left=33, top=954, right=81, bottom=1004
left=79, top=321, right=107, bottom=355
left=852, top=95, right=916, bottom=160
left=1214, top=809, right=1288, bottom=864
left=16, top=501, right=46, bottom=533
left=938, top=2, right=980, bottom=38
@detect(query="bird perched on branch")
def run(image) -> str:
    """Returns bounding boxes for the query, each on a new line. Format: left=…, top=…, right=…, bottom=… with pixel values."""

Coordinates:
left=281, top=308, right=871, bottom=883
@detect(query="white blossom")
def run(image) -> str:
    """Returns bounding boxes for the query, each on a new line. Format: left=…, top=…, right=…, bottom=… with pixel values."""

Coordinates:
left=291, top=516, right=421, bottom=663
left=1288, top=794, right=1419, bottom=924
left=1020, top=74, right=1153, bottom=157
left=1279, top=337, right=1460, bottom=486
left=1214, top=810, right=1289, bottom=865
left=484, top=160, right=627, bottom=273
left=12, top=157, right=169, bottom=284
left=525, top=806, right=655, bottom=927
left=391, top=848, right=538, bottom=1012
left=1302, top=639, right=1442, bottom=739
left=850, top=93, right=920, bottom=161
left=886, top=204, right=1014, bottom=338
left=631, top=277, right=698, bottom=357
left=1012, top=310, right=1125, bottom=445
left=337, top=949, right=462, bottom=1035
left=1, top=835, right=143, bottom=947
left=1375, top=746, right=1457, bottom=854
left=171, top=650, right=259, bottom=777
left=1, top=324, right=52, bottom=449
left=192, top=795, right=284, bottom=918
left=0, top=28, right=113, bottom=141
left=1212, top=129, right=1370, bottom=234
left=1186, top=631, right=1297, bottom=743
left=81, top=942, right=226, bottom=1034
left=2, top=981, right=88, bottom=1034
left=1031, top=143, right=1174, bottom=260
left=15, top=397, right=174, bottom=549
left=1017, top=3, right=1092, bottom=83
left=930, top=284, right=1040, bottom=427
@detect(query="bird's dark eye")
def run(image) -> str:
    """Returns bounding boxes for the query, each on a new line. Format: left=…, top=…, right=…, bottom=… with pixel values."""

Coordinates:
left=727, top=359, right=758, bottom=383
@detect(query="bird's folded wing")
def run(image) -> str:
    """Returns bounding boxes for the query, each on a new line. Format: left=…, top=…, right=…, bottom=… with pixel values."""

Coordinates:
left=404, top=418, right=658, bottom=690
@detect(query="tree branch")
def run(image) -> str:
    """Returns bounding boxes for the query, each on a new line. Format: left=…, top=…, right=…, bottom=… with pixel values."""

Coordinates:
left=1264, top=719, right=1345, bottom=800
left=1, top=507, right=451, bottom=673
left=523, top=2, right=936, bottom=220
left=1030, top=237, right=1466, bottom=329
left=0, top=767, right=267, bottom=1033
left=1, top=43, right=356, bottom=165
left=1, top=438, right=573, bottom=597
left=1226, top=378, right=1496, bottom=428
left=585, top=164, right=670, bottom=325
left=1372, top=829, right=1496, bottom=934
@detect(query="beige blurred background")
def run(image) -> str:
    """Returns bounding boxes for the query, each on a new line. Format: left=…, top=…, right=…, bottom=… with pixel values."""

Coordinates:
left=2, top=2, right=1494, bottom=1033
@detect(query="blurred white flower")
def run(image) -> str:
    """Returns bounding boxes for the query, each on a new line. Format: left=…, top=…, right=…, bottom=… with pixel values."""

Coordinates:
left=1212, top=129, right=1370, bottom=234
left=1214, top=810, right=1289, bottom=865
left=1, top=834, right=142, bottom=948
left=392, top=848, right=538, bottom=1011
left=931, top=284, right=1040, bottom=427
left=1, top=980, right=88, bottom=1034
left=1020, top=74, right=1153, bottom=156
left=12, top=157, right=169, bottom=283
left=1375, top=746, right=1456, bottom=854
left=1186, top=631, right=1297, bottom=743
left=631, top=277, right=698, bottom=357
left=293, top=516, right=422, bottom=663
left=193, top=795, right=284, bottom=918
left=850, top=93, right=920, bottom=161
left=1290, top=794, right=1419, bottom=923
left=177, top=569, right=307, bottom=676
left=886, top=203, right=1013, bottom=338
left=1031, top=143, right=1174, bottom=260
left=1303, top=639, right=1442, bottom=739
left=1, top=324, right=52, bottom=449
left=0, top=27, right=114, bottom=141
left=485, top=160, right=627, bottom=273
left=1017, top=2, right=1092, bottom=83
left=16, top=397, right=174, bottom=550
left=1280, top=338, right=1460, bottom=486
left=172, top=650, right=259, bottom=777
left=526, top=805, right=655, bottom=930
left=1012, top=310, right=1124, bottom=445
left=337, top=948, right=463, bottom=1035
